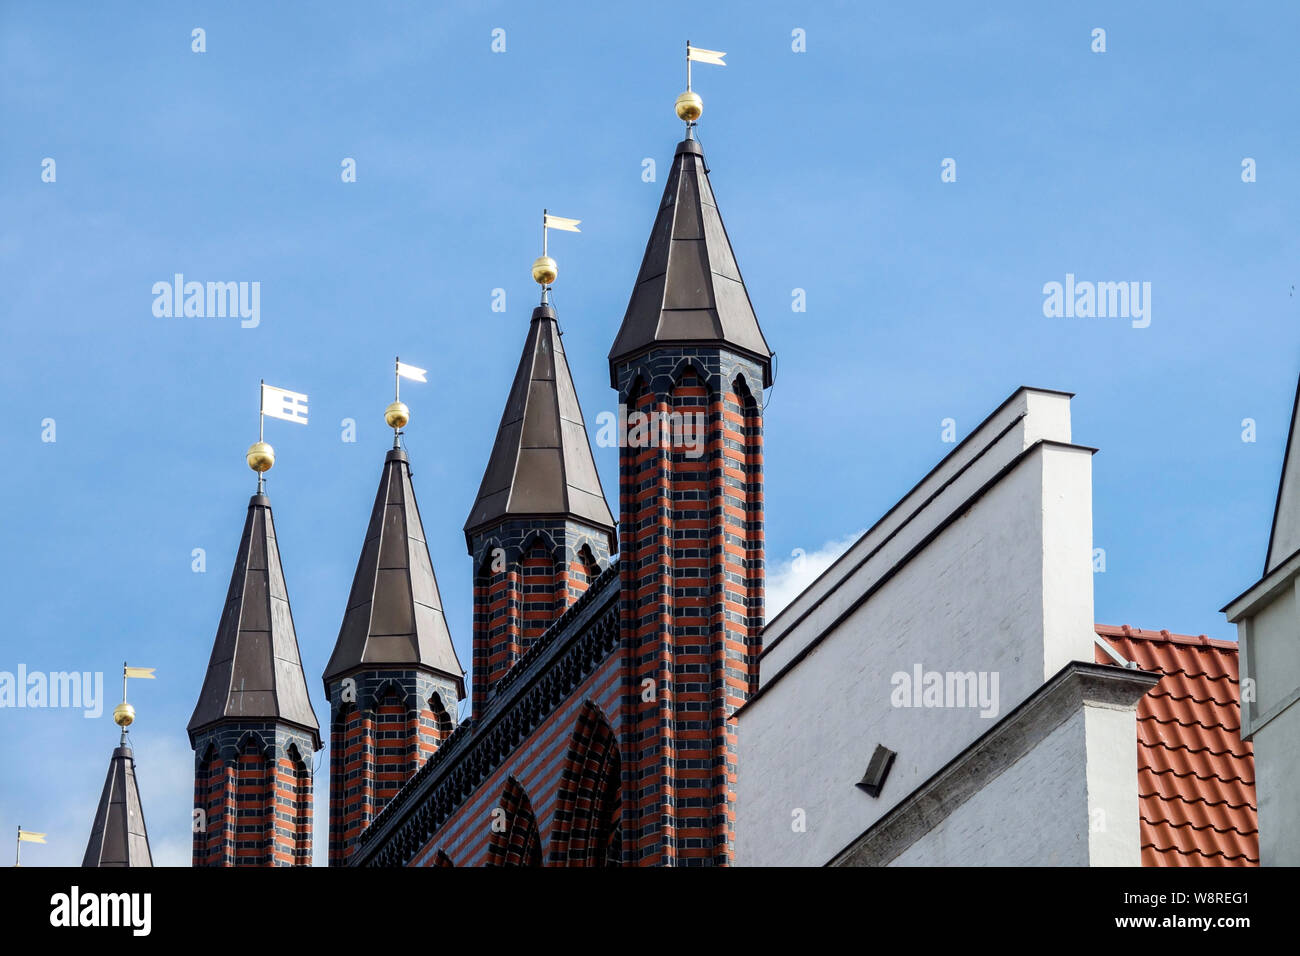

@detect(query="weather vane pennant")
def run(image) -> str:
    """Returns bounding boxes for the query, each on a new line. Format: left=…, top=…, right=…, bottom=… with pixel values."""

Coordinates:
left=261, top=383, right=309, bottom=425
left=396, top=360, right=427, bottom=383
left=533, top=209, right=582, bottom=304
left=687, top=43, right=726, bottom=68
left=543, top=213, right=581, bottom=234
left=387, top=357, right=427, bottom=444
left=678, top=41, right=726, bottom=130
left=15, top=826, right=47, bottom=867
left=247, top=380, right=309, bottom=490
left=114, top=662, right=156, bottom=743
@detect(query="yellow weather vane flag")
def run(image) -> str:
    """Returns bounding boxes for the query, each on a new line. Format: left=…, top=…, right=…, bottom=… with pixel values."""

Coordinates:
left=15, top=826, right=47, bottom=866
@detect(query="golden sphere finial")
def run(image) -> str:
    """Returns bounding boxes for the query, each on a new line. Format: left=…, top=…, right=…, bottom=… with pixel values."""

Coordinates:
left=385, top=400, right=410, bottom=430
left=532, top=255, right=558, bottom=286
left=246, top=440, right=275, bottom=473
left=675, top=90, right=703, bottom=122
left=113, top=701, right=135, bottom=728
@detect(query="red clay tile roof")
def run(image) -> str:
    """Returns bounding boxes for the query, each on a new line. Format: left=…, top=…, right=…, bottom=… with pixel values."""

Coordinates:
left=1095, top=625, right=1258, bottom=866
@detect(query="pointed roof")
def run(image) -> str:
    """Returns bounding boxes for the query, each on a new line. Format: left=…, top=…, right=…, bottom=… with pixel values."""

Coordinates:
left=187, top=494, right=321, bottom=748
left=464, top=304, right=616, bottom=547
left=325, top=448, right=465, bottom=695
left=609, top=137, right=773, bottom=388
left=82, top=743, right=152, bottom=867
left=1265, top=374, right=1300, bottom=573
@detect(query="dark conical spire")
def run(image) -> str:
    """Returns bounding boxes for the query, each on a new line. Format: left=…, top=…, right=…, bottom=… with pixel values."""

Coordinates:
left=608, top=137, right=773, bottom=387
left=1267, top=374, right=1300, bottom=573
left=82, top=743, right=152, bottom=867
left=325, top=447, right=465, bottom=695
left=187, top=494, right=321, bottom=747
left=464, top=304, right=616, bottom=546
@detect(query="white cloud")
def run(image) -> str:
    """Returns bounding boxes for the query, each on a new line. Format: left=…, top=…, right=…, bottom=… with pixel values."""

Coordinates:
left=766, top=531, right=865, bottom=620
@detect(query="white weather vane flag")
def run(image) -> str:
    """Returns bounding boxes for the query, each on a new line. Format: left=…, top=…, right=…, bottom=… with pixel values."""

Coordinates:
left=261, top=383, right=309, bottom=425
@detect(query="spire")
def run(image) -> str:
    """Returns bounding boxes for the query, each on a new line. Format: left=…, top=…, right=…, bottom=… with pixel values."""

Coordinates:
left=325, top=447, right=465, bottom=695
left=464, top=304, right=616, bottom=546
left=1266, top=374, right=1300, bottom=572
left=187, top=494, right=321, bottom=747
left=82, top=744, right=152, bottom=867
left=608, top=137, right=773, bottom=387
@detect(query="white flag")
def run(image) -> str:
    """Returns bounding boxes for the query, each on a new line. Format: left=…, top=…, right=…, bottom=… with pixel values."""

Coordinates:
left=262, top=384, right=309, bottom=425
left=687, top=45, right=726, bottom=66
left=544, top=214, right=581, bottom=233
left=396, top=361, right=427, bottom=383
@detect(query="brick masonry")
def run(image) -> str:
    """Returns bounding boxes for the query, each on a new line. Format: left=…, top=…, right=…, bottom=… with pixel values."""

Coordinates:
left=191, top=721, right=316, bottom=867
left=615, top=348, right=766, bottom=866
left=353, top=346, right=766, bottom=867
left=469, top=519, right=612, bottom=715
left=326, top=668, right=460, bottom=865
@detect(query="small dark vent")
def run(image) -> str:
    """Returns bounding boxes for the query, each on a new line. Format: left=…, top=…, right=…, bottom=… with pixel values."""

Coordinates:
left=856, top=744, right=896, bottom=798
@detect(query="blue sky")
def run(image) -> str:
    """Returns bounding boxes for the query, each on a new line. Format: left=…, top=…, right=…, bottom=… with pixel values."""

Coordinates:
left=2, top=2, right=1297, bottom=865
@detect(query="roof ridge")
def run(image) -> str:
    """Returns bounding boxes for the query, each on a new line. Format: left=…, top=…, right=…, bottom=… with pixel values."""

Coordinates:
left=1147, top=667, right=1239, bottom=683
left=1096, top=623, right=1238, bottom=650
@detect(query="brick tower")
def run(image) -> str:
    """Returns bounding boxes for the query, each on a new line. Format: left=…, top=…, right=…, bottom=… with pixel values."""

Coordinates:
left=323, top=440, right=466, bottom=864
left=608, top=131, right=773, bottom=865
left=188, top=492, right=322, bottom=866
left=464, top=302, right=617, bottom=715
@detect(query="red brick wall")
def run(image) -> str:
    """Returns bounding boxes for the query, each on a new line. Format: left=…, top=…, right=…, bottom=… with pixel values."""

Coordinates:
left=565, top=546, right=598, bottom=604
left=410, top=649, right=624, bottom=866
left=474, top=537, right=601, bottom=715
left=619, top=368, right=764, bottom=865
left=374, top=691, right=413, bottom=808
left=521, top=540, right=558, bottom=655
left=193, top=747, right=231, bottom=867
left=194, top=734, right=314, bottom=867
left=329, top=707, right=371, bottom=864
left=233, top=744, right=270, bottom=865
left=473, top=559, right=519, bottom=714
left=330, top=688, right=452, bottom=865
left=621, top=382, right=674, bottom=865
left=272, top=747, right=311, bottom=865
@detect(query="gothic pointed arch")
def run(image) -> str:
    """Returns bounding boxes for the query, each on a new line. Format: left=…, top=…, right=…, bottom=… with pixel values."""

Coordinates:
left=487, top=776, right=543, bottom=867
left=428, top=689, right=454, bottom=743
left=193, top=741, right=229, bottom=867
left=549, top=702, right=623, bottom=866
left=283, top=742, right=312, bottom=865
